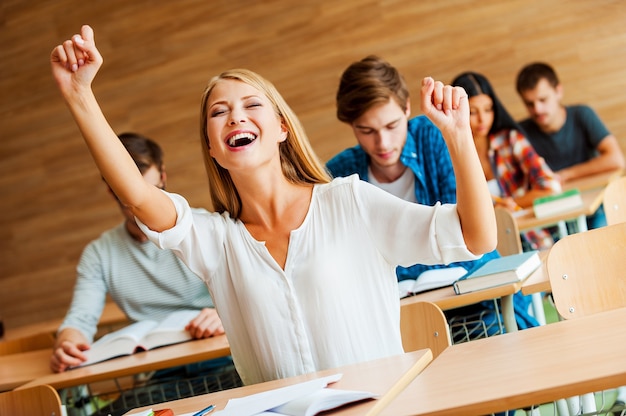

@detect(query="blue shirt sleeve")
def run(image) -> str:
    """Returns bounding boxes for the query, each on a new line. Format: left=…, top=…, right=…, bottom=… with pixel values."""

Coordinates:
left=326, top=145, right=370, bottom=180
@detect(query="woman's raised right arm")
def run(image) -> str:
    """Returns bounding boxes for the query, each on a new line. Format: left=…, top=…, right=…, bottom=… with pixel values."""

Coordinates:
left=50, top=25, right=176, bottom=231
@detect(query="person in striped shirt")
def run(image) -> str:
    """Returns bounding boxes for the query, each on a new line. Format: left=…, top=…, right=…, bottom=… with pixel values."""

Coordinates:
left=50, top=132, right=225, bottom=373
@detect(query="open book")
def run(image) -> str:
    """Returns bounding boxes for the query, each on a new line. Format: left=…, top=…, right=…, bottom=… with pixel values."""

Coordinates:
left=398, top=267, right=467, bottom=298
left=453, top=251, right=540, bottom=295
left=210, top=374, right=377, bottom=416
left=76, top=309, right=200, bottom=367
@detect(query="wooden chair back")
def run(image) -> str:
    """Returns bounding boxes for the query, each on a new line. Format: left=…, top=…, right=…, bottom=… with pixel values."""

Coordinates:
left=603, top=176, right=626, bottom=225
left=400, top=301, right=451, bottom=359
left=546, top=222, right=626, bottom=319
left=0, top=384, right=63, bottom=415
left=494, top=206, right=523, bottom=256
left=0, top=332, right=55, bottom=355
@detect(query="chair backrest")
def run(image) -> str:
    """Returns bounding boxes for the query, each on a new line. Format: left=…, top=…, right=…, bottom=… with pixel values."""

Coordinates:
left=400, top=301, right=451, bottom=359
left=0, top=331, right=55, bottom=355
left=494, top=206, right=523, bottom=256
left=603, top=176, right=626, bottom=225
left=0, top=384, right=63, bottom=415
left=546, top=222, right=626, bottom=319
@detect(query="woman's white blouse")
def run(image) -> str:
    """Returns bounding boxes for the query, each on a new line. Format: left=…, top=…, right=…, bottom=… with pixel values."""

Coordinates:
left=138, top=175, right=478, bottom=385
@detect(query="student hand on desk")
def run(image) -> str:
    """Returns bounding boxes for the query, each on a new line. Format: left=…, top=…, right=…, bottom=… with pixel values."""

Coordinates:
left=185, top=308, right=225, bottom=339
left=50, top=327, right=90, bottom=372
left=493, top=195, right=522, bottom=212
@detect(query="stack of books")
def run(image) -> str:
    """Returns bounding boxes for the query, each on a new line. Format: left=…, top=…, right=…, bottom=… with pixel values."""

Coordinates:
left=453, top=251, right=541, bottom=295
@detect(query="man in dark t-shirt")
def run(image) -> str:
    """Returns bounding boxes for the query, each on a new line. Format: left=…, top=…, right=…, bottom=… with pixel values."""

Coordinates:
left=515, top=62, right=624, bottom=229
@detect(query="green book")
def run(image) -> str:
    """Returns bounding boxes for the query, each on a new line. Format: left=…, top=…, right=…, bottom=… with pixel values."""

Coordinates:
left=453, top=251, right=541, bottom=295
left=532, top=188, right=583, bottom=219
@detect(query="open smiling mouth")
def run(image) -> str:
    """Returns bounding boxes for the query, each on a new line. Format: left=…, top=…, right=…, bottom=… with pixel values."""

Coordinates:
left=228, top=133, right=257, bottom=148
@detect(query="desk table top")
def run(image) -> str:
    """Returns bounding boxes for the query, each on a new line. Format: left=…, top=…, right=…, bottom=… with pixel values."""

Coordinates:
left=123, top=309, right=626, bottom=416
left=13, top=335, right=230, bottom=391
left=123, top=349, right=433, bottom=416
left=563, top=169, right=623, bottom=192
left=401, top=279, right=523, bottom=311
left=513, top=169, right=623, bottom=232
left=514, top=187, right=604, bottom=231
left=381, top=307, right=626, bottom=415
left=0, top=349, right=52, bottom=391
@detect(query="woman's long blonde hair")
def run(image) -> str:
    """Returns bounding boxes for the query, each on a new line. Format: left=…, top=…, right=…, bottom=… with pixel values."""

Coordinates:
left=200, top=69, right=331, bottom=218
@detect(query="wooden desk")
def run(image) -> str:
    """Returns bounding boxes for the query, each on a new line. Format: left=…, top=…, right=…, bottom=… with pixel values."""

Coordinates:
left=2, top=302, right=127, bottom=341
left=562, top=168, right=623, bottom=192
left=514, top=187, right=605, bottom=232
left=0, top=349, right=53, bottom=391
left=402, top=273, right=529, bottom=333
left=7, top=280, right=525, bottom=393
left=11, top=335, right=230, bottom=392
left=122, top=349, right=433, bottom=416
left=123, top=309, right=626, bottom=416
left=381, top=307, right=626, bottom=416
left=514, top=169, right=623, bottom=234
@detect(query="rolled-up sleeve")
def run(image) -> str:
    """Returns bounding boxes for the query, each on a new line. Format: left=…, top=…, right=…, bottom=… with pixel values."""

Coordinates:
left=136, top=192, right=194, bottom=250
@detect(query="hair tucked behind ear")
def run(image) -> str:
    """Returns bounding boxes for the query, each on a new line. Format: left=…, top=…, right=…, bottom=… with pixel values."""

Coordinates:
left=451, top=72, right=520, bottom=135
left=199, top=69, right=331, bottom=218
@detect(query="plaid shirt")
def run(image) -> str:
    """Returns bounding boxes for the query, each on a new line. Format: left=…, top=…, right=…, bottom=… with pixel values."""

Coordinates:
left=490, top=129, right=560, bottom=197
left=327, top=115, right=500, bottom=278
left=490, top=129, right=560, bottom=250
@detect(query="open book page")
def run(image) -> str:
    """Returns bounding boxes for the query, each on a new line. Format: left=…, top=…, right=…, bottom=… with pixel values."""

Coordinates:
left=140, top=309, right=198, bottom=350
left=398, top=266, right=467, bottom=298
left=267, top=387, right=378, bottom=416
left=80, top=320, right=158, bottom=367
left=76, top=309, right=201, bottom=368
left=212, top=374, right=342, bottom=416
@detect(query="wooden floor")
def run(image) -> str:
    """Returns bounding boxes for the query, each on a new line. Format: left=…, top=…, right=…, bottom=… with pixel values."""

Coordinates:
left=1, top=0, right=626, bottom=329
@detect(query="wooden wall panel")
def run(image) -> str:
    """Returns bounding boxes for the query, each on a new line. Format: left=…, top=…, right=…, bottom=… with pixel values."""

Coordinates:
left=1, top=0, right=625, bottom=329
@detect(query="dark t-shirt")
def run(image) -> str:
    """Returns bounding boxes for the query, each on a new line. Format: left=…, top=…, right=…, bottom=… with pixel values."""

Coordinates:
left=519, top=105, right=610, bottom=171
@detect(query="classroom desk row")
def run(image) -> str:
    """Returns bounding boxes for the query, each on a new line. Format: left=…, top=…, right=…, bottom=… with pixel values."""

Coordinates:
left=122, top=307, right=626, bottom=416
left=0, top=168, right=617, bottom=413
left=0, top=257, right=596, bottom=415
left=6, top=168, right=618, bottom=396
left=1, top=281, right=528, bottom=394
left=2, top=254, right=550, bottom=393
left=1, top=212, right=560, bottom=394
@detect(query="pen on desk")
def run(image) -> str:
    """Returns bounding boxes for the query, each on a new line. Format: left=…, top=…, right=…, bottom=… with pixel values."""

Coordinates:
left=192, top=404, right=215, bottom=416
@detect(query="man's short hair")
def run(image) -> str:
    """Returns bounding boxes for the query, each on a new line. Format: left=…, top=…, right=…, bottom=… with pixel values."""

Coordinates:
left=336, top=55, right=409, bottom=124
left=118, top=132, right=164, bottom=175
left=516, top=62, right=560, bottom=94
